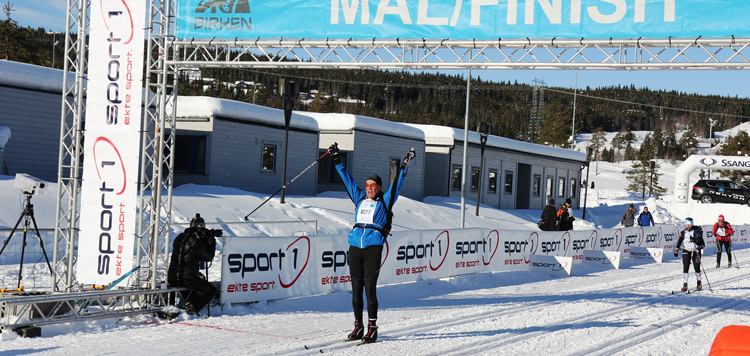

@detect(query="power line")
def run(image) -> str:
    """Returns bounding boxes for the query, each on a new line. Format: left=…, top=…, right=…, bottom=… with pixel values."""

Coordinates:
left=546, top=87, right=750, bottom=120
left=206, top=68, right=750, bottom=120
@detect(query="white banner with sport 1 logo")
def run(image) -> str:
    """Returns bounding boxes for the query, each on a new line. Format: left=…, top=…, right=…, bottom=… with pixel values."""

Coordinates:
left=219, top=224, right=747, bottom=304
left=77, top=0, right=145, bottom=285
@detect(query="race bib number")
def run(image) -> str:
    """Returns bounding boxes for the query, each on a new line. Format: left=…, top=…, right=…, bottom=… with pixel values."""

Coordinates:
left=716, top=228, right=726, bottom=236
left=356, top=199, right=377, bottom=225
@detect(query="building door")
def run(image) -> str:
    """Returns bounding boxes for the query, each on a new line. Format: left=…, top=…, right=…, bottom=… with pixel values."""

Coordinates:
left=516, top=164, right=531, bottom=209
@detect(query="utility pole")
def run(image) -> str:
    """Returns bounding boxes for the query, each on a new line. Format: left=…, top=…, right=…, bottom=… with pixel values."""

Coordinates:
left=460, top=69, right=471, bottom=228
left=279, top=78, right=298, bottom=204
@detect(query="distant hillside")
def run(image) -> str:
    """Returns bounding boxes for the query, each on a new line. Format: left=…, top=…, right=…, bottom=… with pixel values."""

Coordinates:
left=4, top=20, right=750, bottom=146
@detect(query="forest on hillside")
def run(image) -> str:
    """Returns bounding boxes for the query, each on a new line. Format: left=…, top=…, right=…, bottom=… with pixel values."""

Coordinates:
left=3, top=17, right=750, bottom=151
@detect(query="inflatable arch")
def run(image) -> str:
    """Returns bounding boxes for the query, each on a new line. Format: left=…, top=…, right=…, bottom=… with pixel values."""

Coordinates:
left=675, top=155, right=750, bottom=203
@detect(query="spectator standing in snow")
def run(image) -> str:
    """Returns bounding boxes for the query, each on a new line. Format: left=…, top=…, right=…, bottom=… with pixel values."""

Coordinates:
left=539, top=198, right=557, bottom=231
left=621, top=204, right=636, bottom=227
left=674, top=217, right=705, bottom=292
left=330, top=143, right=413, bottom=344
left=167, top=213, right=220, bottom=315
left=556, top=198, right=574, bottom=231
left=636, top=206, right=655, bottom=227
left=713, top=214, right=734, bottom=268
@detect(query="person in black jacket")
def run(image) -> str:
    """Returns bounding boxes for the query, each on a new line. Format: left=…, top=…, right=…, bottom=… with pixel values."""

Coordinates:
left=167, top=213, right=221, bottom=315
left=556, top=198, right=574, bottom=231
left=539, top=198, right=557, bottom=231
left=673, top=217, right=705, bottom=292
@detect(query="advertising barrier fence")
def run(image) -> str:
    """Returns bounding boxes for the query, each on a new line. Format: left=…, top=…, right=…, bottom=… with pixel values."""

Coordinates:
left=219, top=223, right=748, bottom=305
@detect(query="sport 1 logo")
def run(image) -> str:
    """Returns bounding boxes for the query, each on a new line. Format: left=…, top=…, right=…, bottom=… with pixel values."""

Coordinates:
left=571, top=231, right=597, bottom=254
left=430, top=231, right=450, bottom=271
left=482, top=230, right=500, bottom=266
left=598, top=229, right=623, bottom=251
left=226, top=236, right=310, bottom=291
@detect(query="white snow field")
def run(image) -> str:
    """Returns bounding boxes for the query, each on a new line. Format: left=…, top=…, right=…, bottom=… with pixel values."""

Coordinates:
left=1, top=156, right=749, bottom=355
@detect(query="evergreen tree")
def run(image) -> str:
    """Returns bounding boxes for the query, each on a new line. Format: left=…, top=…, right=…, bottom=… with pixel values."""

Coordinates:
left=537, top=101, right=571, bottom=147
left=626, top=159, right=667, bottom=200
left=679, top=129, right=699, bottom=157
left=717, top=131, right=750, bottom=186
left=590, top=128, right=607, bottom=174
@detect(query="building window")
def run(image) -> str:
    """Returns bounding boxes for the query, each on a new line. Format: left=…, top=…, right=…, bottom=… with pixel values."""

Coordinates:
left=533, top=174, right=541, bottom=197
left=174, top=135, right=206, bottom=174
left=546, top=176, right=554, bottom=197
left=488, top=169, right=498, bottom=193
left=570, top=178, right=577, bottom=199
left=451, top=165, right=462, bottom=191
left=262, top=143, right=276, bottom=172
left=471, top=167, right=480, bottom=191
left=558, top=177, right=566, bottom=197
left=504, top=171, right=513, bottom=194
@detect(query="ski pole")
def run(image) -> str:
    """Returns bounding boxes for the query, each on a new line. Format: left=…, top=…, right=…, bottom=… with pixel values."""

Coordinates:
left=243, top=151, right=330, bottom=220
left=697, top=253, right=714, bottom=293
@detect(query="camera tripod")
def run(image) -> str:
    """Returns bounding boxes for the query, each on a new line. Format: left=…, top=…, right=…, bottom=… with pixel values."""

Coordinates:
left=0, top=192, right=55, bottom=289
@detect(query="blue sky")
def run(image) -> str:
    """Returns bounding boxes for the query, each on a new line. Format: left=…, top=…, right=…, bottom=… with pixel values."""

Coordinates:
left=10, top=1, right=750, bottom=99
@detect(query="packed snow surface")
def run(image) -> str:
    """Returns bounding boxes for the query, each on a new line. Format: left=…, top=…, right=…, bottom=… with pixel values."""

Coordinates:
left=1, top=158, right=749, bottom=355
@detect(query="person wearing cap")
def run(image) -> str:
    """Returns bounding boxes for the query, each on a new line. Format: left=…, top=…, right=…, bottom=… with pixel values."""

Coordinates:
left=713, top=214, right=734, bottom=268
left=556, top=198, right=575, bottom=231
left=636, top=206, right=655, bottom=227
left=674, top=217, right=705, bottom=292
left=329, top=143, right=413, bottom=344
left=621, top=204, right=636, bottom=227
left=167, top=213, right=220, bottom=315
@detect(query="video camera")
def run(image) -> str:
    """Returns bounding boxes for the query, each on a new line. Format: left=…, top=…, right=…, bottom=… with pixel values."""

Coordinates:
left=206, top=228, right=223, bottom=238
left=14, top=173, right=46, bottom=194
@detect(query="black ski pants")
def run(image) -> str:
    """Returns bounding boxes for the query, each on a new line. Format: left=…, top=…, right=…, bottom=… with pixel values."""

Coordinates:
left=348, top=244, right=383, bottom=322
left=716, top=240, right=732, bottom=264
left=171, top=277, right=217, bottom=313
left=682, top=250, right=701, bottom=273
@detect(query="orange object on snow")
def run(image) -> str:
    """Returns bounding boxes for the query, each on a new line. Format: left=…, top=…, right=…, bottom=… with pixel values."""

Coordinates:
left=710, top=325, right=750, bottom=355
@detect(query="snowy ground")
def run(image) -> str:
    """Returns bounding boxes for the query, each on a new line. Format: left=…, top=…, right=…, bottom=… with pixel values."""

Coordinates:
left=1, top=157, right=749, bottom=355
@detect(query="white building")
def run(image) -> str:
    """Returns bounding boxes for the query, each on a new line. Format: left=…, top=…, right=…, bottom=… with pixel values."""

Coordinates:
left=408, top=124, right=587, bottom=209
left=173, top=96, right=320, bottom=195
left=305, top=112, right=425, bottom=201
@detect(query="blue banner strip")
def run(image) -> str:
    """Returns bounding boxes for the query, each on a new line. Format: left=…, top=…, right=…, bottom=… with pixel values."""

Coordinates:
left=176, top=0, right=750, bottom=40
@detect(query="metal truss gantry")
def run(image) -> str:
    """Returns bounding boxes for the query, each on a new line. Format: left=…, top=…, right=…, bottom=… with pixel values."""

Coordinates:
left=171, top=37, right=750, bottom=70
left=50, top=0, right=750, bottom=323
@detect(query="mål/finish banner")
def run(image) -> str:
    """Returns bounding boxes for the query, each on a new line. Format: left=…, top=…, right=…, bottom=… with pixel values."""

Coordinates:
left=78, top=0, right=145, bottom=285
left=176, top=0, right=750, bottom=40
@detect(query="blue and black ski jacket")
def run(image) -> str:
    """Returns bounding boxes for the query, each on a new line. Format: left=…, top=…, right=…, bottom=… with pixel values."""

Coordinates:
left=335, top=162, right=408, bottom=249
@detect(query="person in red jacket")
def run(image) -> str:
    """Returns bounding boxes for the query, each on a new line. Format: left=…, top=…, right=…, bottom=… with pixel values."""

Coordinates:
left=713, top=214, right=734, bottom=268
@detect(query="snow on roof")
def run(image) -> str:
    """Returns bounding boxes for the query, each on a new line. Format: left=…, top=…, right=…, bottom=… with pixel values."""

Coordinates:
left=408, top=123, right=587, bottom=162
left=303, top=112, right=425, bottom=141
left=0, top=126, right=9, bottom=149
left=0, top=60, right=74, bottom=93
left=174, top=96, right=319, bottom=131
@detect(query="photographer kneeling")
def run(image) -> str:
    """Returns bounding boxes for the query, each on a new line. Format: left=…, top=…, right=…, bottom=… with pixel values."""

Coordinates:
left=167, top=213, right=222, bottom=315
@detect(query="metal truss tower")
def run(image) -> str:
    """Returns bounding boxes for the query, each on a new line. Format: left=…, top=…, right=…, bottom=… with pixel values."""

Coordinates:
left=529, top=79, right=546, bottom=142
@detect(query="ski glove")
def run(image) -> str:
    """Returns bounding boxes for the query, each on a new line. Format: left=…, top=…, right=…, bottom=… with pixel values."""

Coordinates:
left=401, top=148, right=416, bottom=169
left=328, top=143, right=339, bottom=155
left=673, top=248, right=679, bottom=257
left=328, top=143, right=341, bottom=164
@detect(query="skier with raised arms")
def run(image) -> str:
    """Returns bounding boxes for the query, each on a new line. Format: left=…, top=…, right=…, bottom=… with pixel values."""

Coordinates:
left=329, top=142, right=415, bottom=344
